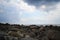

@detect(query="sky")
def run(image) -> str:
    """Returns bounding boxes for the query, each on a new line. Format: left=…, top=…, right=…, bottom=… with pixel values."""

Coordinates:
left=0, top=0, right=60, bottom=25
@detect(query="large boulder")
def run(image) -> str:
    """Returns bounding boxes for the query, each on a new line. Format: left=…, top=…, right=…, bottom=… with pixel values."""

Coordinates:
left=47, top=29, right=60, bottom=40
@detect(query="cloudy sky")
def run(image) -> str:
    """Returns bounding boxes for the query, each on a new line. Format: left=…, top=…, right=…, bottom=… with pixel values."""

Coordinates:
left=0, top=0, right=60, bottom=24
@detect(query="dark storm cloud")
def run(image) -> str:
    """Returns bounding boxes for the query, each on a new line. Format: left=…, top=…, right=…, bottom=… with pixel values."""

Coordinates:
left=24, top=0, right=60, bottom=7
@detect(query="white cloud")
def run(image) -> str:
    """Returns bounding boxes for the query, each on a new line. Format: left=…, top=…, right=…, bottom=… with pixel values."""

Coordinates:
left=20, top=2, right=60, bottom=24
left=0, top=0, right=36, bottom=12
left=39, top=2, right=60, bottom=21
left=39, top=5, right=46, bottom=11
left=16, top=0, right=36, bottom=12
left=47, top=3, right=60, bottom=19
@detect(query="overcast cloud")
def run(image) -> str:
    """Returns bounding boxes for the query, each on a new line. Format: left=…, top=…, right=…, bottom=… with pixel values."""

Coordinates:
left=0, top=0, right=60, bottom=24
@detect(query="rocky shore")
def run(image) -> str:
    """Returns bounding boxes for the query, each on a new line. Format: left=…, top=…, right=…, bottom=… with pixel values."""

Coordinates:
left=0, top=23, right=60, bottom=40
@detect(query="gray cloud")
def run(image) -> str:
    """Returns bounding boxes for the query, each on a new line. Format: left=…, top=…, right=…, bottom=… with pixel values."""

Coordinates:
left=24, top=0, right=60, bottom=7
